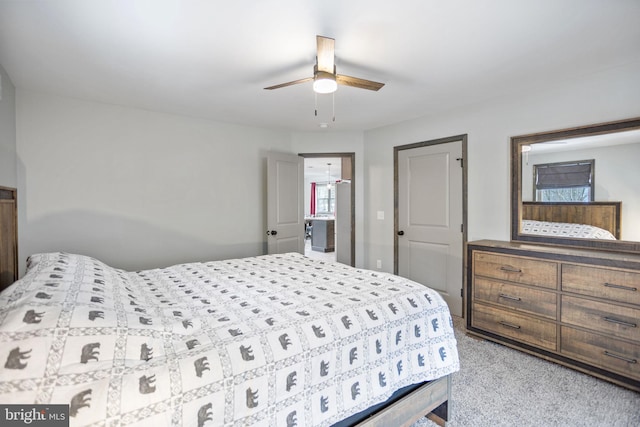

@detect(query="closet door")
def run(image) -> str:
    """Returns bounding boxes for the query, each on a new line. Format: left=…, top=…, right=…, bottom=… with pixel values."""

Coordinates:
left=396, top=140, right=464, bottom=316
left=0, top=186, right=18, bottom=292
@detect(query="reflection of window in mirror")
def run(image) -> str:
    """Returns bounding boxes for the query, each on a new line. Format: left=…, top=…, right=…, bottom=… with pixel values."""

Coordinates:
left=533, top=160, right=594, bottom=202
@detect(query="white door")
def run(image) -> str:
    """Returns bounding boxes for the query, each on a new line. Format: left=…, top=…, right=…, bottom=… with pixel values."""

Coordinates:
left=397, top=140, right=464, bottom=316
left=267, top=152, right=305, bottom=254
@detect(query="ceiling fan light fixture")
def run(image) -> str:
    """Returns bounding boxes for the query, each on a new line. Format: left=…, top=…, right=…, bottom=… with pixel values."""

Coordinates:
left=313, top=71, right=337, bottom=94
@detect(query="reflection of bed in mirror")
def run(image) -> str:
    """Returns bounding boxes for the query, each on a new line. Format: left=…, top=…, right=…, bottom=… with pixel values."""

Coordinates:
left=521, top=201, right=621, bottom=239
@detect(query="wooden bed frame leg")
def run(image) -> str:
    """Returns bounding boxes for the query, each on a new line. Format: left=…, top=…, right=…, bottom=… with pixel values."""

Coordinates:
left=351, top=374, right=452, bottom=427
left=425, top=400, right=448, bottom=426
left=425, top=374, right=451, bottom=426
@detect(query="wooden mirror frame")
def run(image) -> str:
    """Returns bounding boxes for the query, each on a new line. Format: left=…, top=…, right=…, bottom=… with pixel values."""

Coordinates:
left=511, top=117, right=640, bottom=253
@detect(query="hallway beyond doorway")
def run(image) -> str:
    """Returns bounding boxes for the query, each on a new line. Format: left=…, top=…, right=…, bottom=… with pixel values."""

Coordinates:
left=304, top=238, right=336, bottom=262
left=301, top=152, right=355, bottom=266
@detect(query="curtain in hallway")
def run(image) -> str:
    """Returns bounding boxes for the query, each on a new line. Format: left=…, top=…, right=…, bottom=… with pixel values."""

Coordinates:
left=310, top=182, right=316, bottom=215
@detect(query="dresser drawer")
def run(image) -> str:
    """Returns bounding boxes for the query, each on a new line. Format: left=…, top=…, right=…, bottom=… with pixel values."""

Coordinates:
left=474, top=252, right=557, bottom=289
left=474, top=277, right=557, bottom=319
left=472, top=302, right=557, bottom=351
left=562, top=264, right=640, bottom=305
left=561, top=326, right=640, bottom=381
left=561, top=295, right=640, bottom=342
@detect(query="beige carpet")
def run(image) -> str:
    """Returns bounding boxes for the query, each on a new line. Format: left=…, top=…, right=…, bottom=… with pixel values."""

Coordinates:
left=413, top=316, right=640, bottom=427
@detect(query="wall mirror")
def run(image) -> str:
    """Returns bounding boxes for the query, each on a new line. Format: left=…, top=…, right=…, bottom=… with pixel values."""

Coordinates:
left=511, top=117, right=640, bottom=253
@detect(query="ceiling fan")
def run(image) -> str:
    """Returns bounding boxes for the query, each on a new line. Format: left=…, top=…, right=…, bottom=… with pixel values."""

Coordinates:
left=264, top=35, right=385, bottom=94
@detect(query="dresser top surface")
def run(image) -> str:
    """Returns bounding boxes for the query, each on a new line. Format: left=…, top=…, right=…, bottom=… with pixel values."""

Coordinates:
left=468, top=240, right=640, bottom=264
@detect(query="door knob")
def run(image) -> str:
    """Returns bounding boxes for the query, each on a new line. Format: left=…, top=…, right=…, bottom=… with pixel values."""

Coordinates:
left=397, top=230, right=405, bottom=236
left=266, top=230, right=278, bottom=236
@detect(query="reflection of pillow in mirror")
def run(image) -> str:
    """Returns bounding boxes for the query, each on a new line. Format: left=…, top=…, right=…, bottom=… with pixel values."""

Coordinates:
left=521, top=220, right=616, bottom=240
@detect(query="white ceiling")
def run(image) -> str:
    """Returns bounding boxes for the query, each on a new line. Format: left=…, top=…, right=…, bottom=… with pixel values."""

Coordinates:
left=304, top=157, right=343, bottom=183
left=1, top=1, right=639, bottom=132
left=531, top=128, right=640, bottom=153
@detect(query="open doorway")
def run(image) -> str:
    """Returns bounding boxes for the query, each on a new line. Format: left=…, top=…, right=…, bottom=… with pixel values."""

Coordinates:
left=300, top=153, right=355, bottom=266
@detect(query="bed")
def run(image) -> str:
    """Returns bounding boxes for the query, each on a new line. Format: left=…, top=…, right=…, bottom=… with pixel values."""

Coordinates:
left=0, top=251, right=459, bottom=426
left=521, top=201, right=621, bottom=239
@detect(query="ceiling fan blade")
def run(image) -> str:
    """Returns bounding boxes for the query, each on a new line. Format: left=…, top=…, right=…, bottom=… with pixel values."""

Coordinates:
left=316, top=35, right=335, bottom=73
left=336, top=74, right=385, bottom=91
left=264, top=76, right=314, bottom=90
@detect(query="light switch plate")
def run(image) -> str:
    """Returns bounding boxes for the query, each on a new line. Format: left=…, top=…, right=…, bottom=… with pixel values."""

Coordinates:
left=377, top=211, right=384, bottom=220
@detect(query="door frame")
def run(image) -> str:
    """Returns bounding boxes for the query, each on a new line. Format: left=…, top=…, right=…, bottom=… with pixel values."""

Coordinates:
left=299, top=152, right=356, bottom=266
left=393, top=134, right=468, bottom=278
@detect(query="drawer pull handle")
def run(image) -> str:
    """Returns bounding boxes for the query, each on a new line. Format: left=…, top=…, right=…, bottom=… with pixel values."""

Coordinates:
left=499, top=266, right=522, bottom=273
left=603, top=282, right=637, bottom=292
left=603, top=351, right=637, bottom=364
left=499, top=293, right=522, bottom=302
left=498, top=320, right=521, bottom=330
left=602, top=317, right=637, bottom=328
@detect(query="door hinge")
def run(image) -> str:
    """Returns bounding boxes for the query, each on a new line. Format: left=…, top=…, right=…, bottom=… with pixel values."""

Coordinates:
left=460, top=288, right=464, bottom=297
left=460, top=224, right=464, bottom=233
left=456, top=157, right=464, bottom=168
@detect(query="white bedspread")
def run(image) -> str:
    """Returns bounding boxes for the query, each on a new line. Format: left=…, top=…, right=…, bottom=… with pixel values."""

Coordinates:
left=0, top=252, right=459, bottom=426
left=521, top=219, right=616, bottom=240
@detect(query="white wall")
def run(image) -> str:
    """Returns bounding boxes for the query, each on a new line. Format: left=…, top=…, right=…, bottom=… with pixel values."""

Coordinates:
left=11, top=60, right=640, bottom=275
left=0, top=64, right=16, bottom=188
left=361, top=60, right=640, bottom=272
left=16, top=90, right=292, bottom=272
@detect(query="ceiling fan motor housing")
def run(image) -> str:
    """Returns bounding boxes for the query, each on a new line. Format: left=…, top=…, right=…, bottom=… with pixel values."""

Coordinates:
left=313, top=68, right=338, bottom=94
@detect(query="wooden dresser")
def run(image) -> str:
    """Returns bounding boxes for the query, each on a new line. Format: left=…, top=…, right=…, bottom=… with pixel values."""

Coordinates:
left=466, top=240, right=640, bottom=391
